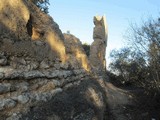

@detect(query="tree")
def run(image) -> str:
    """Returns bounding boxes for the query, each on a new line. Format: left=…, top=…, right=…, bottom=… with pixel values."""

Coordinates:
left=109, top=47, right=147, bottom=86
left=128, top=16, right=160, bottom=91
left=109, top=16, right=160, bottom=93
left=28, top=0, right=50, bottom=13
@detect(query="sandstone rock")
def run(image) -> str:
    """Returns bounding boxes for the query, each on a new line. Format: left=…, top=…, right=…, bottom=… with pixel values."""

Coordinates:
left=73, top=108, right=94, bottom=120
left=60, top=70, right=73, bottom=78
left=6, top=113, right=22, bottom=120
left=89, top=15, right=108, bottom=73
left=40, top=60, right=50, bottom=69
left=73, top=69, right=85, bottom=75
left=43, top=70, right=73, bottom=79
left=0, top=0, right=100, bottom=119
left=5, top=70, right=23, bottom=79
left=10, top=57, right=26, bottom=67
left=34, top=41, right=45, bottom=46
left=60, top=63, right=69, bottom=70
left=4, top=99, right=17, bottom=108
left=0, top=72, right=4, bottom=79
left=63, top=83, right=73, bottom=89
left=47, top=114, right=61, bottom=120
left=29, top=61, right=39, bottom=70
left=17, top=94, right=30, bottom=104
left=50, top=88, right=63, bottom=95
left=52, top=79, right=61, bottom=87
left=64, top=34, right=91, bottom=71
left=0, top=55, right=7, bottom=66
left=24, top=70, right=44, bottom=79
left=0, top=83, right=11, bottom=94
left=43, top=70, right=59, bottom=78
left=0, top=67, right=14, bottom=73
left=54, top=63, right=61, bottom=69
left=39, top=81, right=56, bottom=92
left=33, top=93, right=52, bottom=102
left=28, top=92, right=52, bottom=103
left=16, top=82, right=29, bottom=92
left=0, top=99, right=4, bottom=110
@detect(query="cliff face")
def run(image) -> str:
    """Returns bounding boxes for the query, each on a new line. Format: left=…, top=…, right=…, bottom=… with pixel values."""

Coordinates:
left=0, top=0, right=107, bottom=120
left=0, top=0, right=66, bottom=64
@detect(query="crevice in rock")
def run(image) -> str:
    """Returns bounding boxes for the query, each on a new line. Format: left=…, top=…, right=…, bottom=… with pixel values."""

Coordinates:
left=26, top=14, right=33, bottom=37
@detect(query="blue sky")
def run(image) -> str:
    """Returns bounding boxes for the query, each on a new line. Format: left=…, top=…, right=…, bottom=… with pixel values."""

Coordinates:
left=48, top=0, right=160, bottom=66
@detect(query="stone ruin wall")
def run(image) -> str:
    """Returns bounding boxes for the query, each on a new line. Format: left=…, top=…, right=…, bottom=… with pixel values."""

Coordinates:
left=0, top=0, right=92, bottom=119
left=0, top=0, right=107, bottom=119
left=89, top=15, right=108, bottom=74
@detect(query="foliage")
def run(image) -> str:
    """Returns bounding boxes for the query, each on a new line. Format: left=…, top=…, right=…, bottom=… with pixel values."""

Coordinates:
left=28, top=0, right=50, bottom=13
left=109, top=16, right=160, bottom=94
left=109, top=47, right=147, bottom=86
left=82, top=43, right=90, bottom=57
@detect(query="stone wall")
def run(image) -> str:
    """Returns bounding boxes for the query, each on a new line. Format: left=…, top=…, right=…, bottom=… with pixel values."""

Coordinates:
left=0, top=66, right=91, bottom=119
left=0, top=0, right=93, bottom=119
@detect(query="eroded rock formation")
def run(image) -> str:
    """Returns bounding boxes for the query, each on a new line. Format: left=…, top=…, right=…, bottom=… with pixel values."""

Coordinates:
left=0, top=0, right=93, bottom=119
left=0, top=0, right=108, bottom=119
left=89, top=15, right=108, bottom=74
left=64, top=33, right=91, bottom=71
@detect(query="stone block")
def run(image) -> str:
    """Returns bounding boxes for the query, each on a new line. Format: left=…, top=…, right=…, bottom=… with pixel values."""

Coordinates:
left=0, top=83, right=11, bottom=94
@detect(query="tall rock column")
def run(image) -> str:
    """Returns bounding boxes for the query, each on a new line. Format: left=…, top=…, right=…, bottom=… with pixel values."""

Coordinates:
left=89, top=15, right=108, bottom=74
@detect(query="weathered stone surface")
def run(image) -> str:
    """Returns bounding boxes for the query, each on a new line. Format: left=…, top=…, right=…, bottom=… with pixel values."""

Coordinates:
left=4, top=70, right=24, bottom=79
left=89, top=15, right=108, bottom=73
left=0, top=0, right=106, bottom=119
left=50, top=88, right=63, bottom=95
left=54, top=63, right=61, bottom=69
left=15, top=82, right=29, bottom=92
left=51, top=79, right=61, bottom=87
left=0, top=55, right=7, bottom=66
left=6, top=113, right=22, bottom=120
left=4, top=99, right=17, bottom=108
left=64, top=34, right=91, bottom=71
left=0, top=100, right=4, bottom=110
left=0, top=83, right=11, bottom=94
left=73, top=69, right=86, bottom=75
left=17, top=94, right=30, bottom=104
left=28, top=61, right=39, bottom=70
left=60, top=63, right=69, bottom=70
left=24, top=70, right=45, bottom=79
left=39, top=60, right=50, bottom=69
left=1, top=68, right=76, bottom=80
left=0, top=72, right=4, bottom=79
left=31, top=93, right=52, bottom=102
left=43, top=70, right=73, bottom=79
left=73, top=109, right=94, bottom=120
left=10, top=57, right=26, bottom=69
left=39, top=81, right=56, bottom=92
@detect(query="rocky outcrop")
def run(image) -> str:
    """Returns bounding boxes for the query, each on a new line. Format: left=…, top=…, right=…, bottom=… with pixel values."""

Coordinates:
left=89, top=15, right=108, bottom=74
left=0, top=0, right=66, bottom=63
left=64, top=33, right=91, bottom=71
left=0, top=0, right=109, bottom=119
left=0, top=0, right=95, bottom=119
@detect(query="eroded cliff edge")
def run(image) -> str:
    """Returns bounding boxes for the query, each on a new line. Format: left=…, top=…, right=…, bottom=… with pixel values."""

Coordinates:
left=0, top=0, right=108, bottom=120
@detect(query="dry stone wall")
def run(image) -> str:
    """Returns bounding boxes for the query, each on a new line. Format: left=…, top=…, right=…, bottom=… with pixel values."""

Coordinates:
left=0, top=66, right=90, bottom=119
left=0, top=0, right=93, bottom=119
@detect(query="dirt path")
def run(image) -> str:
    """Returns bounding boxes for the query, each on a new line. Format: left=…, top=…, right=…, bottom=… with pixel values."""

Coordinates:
left=105, top=82, right=133, bottom=120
